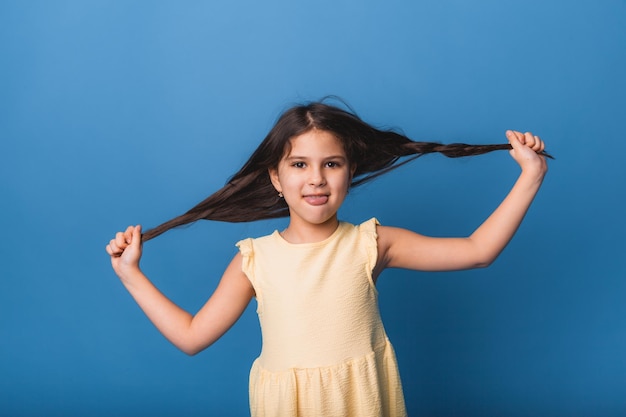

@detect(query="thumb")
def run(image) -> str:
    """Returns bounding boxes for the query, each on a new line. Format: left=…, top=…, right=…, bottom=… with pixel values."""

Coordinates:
left=506, top=130, right=527, bottom=159
left=506, top=130, right=523, bottom=149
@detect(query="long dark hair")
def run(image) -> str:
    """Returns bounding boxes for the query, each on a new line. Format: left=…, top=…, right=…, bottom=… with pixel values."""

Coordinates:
left=142, top=100, right=551, bottom=241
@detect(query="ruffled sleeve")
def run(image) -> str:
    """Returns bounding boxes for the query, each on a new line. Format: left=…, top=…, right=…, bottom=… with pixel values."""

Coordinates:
left=358, top=218, right=380, bottom=274
left=236, top=238, right=256, bottom=287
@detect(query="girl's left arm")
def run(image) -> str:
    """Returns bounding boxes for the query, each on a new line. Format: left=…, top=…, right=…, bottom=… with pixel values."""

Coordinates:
left=376, top=130, right=548, bottom=273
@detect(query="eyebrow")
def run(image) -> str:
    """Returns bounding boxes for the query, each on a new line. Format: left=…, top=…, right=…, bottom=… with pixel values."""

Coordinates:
left=284, top=155, right=347, bottom=161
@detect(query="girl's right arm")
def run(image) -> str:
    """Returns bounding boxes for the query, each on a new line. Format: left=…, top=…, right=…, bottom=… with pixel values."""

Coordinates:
left=374, top=131, right=548, bottom=274
left=106, top=225, right=254, bottom=355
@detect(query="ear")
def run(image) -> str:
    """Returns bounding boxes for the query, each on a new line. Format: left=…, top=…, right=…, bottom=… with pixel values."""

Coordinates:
left=268, top=167, right=282, bottom=193
left=349, top=164, right=357, bottom=181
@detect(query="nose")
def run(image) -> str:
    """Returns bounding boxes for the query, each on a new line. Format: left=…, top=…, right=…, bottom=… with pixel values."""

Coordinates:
left=308, top=167, right=326, bottom=187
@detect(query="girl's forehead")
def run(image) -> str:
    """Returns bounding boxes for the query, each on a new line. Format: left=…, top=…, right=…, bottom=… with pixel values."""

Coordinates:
left=285, top=129, right=346, bottom=157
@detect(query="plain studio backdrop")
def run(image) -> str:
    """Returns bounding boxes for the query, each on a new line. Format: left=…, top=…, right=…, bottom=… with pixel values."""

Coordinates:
left=1, top=1, right=624, bottom=416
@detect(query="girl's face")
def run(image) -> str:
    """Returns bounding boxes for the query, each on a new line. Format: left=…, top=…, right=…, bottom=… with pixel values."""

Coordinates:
left=269, top=129, right=354, bottom=232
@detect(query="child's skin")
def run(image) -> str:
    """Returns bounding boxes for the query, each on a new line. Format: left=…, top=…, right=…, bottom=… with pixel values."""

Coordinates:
left=106, top=129, right=546, bottom=355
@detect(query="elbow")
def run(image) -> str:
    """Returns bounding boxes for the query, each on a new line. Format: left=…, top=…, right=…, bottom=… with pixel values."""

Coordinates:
left=473, top=259, right=493, bottom=269
left=182, top=346, right=201, bottom=356
left=179, top=339, right=215, bottom=356
left=467, top=242, right=500, bottom=269
left=472, top=253, right=498, bottom=269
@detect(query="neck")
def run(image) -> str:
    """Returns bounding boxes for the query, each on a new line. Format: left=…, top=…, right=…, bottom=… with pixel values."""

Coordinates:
left=281, top=217, right=339, bottom=244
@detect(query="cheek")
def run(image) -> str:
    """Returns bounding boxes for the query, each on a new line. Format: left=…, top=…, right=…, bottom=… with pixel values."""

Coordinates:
left=333, top=171, right=352, bottom=192
left=277, top=171, right=302, bottom=191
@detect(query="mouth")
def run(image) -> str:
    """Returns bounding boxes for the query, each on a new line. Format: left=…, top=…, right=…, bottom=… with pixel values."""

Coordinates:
left=303, top=194, right=329, bottom=206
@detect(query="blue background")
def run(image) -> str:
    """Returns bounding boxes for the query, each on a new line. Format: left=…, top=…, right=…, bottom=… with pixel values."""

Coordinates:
left=2, top=1, right=625, bottom=416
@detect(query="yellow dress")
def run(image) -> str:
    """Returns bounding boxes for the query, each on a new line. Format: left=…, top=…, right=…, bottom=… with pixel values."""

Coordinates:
left=236, top=218, right=407, bottom=417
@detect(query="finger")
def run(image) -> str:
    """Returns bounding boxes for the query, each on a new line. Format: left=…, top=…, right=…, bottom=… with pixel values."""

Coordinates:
left=130, top=225, right=142, bottom=249
left=115, top=226, right=132, bottom=249
left=531, top=135, right=544, bottom=153
left=123, top=225, right=134, bottom=244
left=107, top=241, right=122, bottom=256
left=524, top=132, right=545, bottom=153
left=524, top=132, right=536, bottom=148
left=115, top=231, right=128, bottom=248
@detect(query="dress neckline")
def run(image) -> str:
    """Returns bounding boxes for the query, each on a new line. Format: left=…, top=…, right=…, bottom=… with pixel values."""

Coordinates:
left=272, top=222, right=345, bottom=248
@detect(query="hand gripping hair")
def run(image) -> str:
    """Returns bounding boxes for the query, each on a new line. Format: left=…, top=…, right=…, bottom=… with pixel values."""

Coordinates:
left=141, top=100, right=552, bottom=241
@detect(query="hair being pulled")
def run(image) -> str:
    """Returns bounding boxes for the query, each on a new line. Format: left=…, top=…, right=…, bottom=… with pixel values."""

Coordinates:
left=141, top=100, right=552, bottom=241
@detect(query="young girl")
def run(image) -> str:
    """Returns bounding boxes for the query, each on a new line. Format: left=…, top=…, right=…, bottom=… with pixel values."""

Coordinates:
left=106, top=101, right=548, bottom=417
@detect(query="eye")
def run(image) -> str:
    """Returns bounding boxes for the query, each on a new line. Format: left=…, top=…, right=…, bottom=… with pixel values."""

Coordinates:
left=291, top=161, right=306, bottom=168
left=325, top=161, right=341, bottom=168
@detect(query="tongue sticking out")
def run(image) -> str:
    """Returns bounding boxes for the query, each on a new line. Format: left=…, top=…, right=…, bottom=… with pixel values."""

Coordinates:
left=304, top=195, right=329, bottom=206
